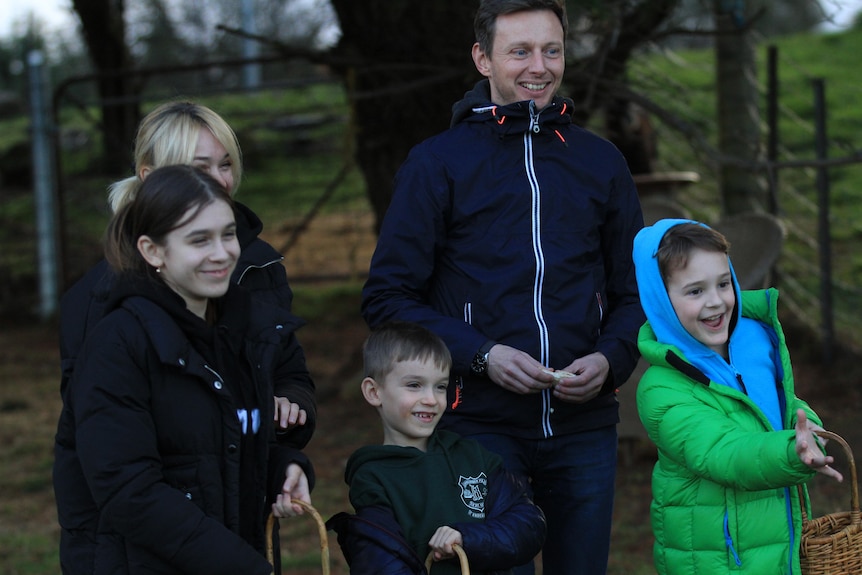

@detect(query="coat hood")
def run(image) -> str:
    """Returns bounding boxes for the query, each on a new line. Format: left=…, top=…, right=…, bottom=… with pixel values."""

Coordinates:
left=633, top=219, right=743, bottom=380
left=234, top=201, right=263, bottom=251
left=634, top=218, right=785, bottom=429
left=450, top=79, right=575, bottom=134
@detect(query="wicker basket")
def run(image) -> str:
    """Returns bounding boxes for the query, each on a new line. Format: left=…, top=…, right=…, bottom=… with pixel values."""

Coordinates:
left=265, top=500, right=330, bottom=575
left=425, top=543, right=470, bottom=574
left=799, top=430, right=862, bottom=575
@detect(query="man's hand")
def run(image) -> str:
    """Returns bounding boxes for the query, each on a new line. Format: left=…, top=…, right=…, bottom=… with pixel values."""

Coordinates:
left=795, top=409, right=843, bottom=482
left=487, top=344, right=556, bottom=394
left=427, top=526, right=463, bottom=562
left=551, top=352, right=610, bottom=404
left=274, top=396, right=307, bottom=431
left=272, top=463, right=311, bottom=518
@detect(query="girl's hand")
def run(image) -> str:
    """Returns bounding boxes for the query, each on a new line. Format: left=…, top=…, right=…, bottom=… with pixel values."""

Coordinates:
left=274, top=396, right=307, bottom=431
left=272, top=463, right=310, bottom=517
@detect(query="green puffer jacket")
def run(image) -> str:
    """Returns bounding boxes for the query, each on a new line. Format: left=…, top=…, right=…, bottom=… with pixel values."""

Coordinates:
left=637, top=289, right=820, bottom=574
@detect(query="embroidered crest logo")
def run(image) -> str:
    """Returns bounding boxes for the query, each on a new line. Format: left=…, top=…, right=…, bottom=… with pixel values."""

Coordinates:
left=458, top=473, right=488, bottom=519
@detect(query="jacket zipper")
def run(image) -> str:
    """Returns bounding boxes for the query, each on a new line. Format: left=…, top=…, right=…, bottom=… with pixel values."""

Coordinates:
left=235, top=256, right=284, bottom=285
left=526, top=102, right=553, bottom=438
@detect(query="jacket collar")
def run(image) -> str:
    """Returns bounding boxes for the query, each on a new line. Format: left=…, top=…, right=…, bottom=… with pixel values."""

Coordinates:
left=450, top=79, right=575, bottom=138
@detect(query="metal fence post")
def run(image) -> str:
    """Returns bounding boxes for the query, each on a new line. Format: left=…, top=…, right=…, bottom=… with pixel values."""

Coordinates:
left=28, top=50, right=60, bottom=321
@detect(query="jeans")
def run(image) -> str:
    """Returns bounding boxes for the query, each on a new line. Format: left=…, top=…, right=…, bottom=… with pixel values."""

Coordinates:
left=468, top=426, right=618, bottom=575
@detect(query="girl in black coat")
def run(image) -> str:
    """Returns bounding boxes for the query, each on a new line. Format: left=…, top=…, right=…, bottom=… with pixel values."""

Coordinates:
left=54, top=102, right=315, bottom=574
left=65, top=165, right=313, bottom=574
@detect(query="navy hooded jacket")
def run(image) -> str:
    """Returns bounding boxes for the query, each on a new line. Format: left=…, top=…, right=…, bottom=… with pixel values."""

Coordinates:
left=362, top=80, right=644, bottom=439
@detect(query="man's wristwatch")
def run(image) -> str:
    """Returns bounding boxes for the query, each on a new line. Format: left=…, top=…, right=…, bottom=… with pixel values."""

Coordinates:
left=470, top=341, right=496, bottom=377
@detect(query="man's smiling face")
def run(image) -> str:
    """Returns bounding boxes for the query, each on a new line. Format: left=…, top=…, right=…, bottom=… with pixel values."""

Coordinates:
left=472, top=9, right=565, bottom=111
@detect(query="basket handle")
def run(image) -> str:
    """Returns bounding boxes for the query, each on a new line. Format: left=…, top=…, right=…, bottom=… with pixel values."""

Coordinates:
left=424, top=543, right=470, bottom=574
left=265, top=500, right=330, bottom=575
left=803, top=430, right=860, bottom=520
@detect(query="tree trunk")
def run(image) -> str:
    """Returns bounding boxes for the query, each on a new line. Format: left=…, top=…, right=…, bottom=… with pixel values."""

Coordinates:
left=71, top=0, right=140, bottom=174
left=329, top=0, right=480, bottom=233
left=329, top=0, right=680, bottom=230
left=714, top=5, right=767, bottom=215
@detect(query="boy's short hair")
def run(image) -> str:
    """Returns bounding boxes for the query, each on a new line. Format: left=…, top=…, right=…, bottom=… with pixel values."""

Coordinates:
left=363, top=321, right=452, bottom=381
left=656, top=222, right=731, bottom=285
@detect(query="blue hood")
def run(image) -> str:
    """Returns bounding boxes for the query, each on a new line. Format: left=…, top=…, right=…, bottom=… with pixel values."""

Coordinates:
left=633, top=218, right=783, bottom=430
left=633, top=218, right=743, bottom=364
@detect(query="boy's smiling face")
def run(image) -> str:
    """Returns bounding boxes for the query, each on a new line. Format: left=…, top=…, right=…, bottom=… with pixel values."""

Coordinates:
left=666, top=248, right=736, bottom=358
left=361, top=358, right=449, bottom=450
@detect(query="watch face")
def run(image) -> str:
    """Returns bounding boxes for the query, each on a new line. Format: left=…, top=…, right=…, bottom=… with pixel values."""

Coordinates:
left=471, top=352, right=488, bottom=375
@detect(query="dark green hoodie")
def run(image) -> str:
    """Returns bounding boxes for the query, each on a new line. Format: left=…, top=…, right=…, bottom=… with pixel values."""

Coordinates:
left=346, top=429, right=502, bottom=564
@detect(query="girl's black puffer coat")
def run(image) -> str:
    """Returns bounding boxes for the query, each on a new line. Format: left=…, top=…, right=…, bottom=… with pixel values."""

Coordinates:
left=65, top=282, right=313, bottom=575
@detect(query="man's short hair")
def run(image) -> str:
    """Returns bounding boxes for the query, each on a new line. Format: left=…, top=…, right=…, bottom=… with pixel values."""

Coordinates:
left=363, top=321, right=452, bottom=381
left=474, top=0, right=568, bottom=55
left=656, top=222, right=731, bottom=285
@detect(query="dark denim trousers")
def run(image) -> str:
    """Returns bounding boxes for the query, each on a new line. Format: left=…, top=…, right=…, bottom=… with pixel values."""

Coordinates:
left=468, top=425, right=618, bottom=575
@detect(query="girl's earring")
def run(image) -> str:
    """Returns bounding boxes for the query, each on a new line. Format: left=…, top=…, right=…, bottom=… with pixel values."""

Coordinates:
left=155, top=266, right=161, bottom=273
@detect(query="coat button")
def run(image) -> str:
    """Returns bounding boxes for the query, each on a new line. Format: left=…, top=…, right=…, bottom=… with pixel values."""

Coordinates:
left=228, top=444, right=238, bottom=453
left=214, top=381, right=222, bottom=390
left=177, top=358, right=186, bottom=367
left=185, top=492, right=192, bottom=500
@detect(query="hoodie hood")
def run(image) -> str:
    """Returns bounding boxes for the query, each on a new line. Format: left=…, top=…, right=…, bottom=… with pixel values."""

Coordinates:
left=633, top=218, right=743, bottom=366
left=233, top=201, right=263, bottom=251
left=450, top=79, right=575, bottom=132
left=633, top=218, right=784, bottom=429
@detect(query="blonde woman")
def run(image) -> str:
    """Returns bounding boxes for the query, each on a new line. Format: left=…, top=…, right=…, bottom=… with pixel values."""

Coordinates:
left=54, top=102, right=315, bottom=574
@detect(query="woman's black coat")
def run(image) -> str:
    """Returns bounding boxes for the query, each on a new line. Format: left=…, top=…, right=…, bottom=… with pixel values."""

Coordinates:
left=60, top=283, right=313, bottom=574
left=54, top=203, right=314, bottom=574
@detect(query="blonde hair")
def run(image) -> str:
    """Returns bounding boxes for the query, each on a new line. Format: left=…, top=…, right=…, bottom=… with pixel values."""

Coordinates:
left=106, top=101, right=243, bottom=212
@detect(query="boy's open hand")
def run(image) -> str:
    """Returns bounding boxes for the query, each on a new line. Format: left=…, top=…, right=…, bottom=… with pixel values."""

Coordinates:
left=427, top=526, right=463, bottom=562
left=795, top=409, right=843, bottom=482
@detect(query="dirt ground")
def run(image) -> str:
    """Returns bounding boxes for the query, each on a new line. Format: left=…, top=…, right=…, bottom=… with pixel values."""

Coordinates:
left=2, top=211, right=861, bottom=574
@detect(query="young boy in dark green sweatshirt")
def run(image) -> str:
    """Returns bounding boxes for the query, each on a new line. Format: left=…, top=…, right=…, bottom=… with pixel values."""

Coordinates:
left=326, top=321, right=545, bottom=575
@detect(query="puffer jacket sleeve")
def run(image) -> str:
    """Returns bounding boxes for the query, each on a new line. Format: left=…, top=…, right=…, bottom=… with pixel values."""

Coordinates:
left=59, top=259, right=114, bottom=397
left=236, top=235, right=294, bottom=312
left=637, top=364, right=816, bottom=490
left=451, top=467, right=546, bottom=570
left=71, top=313, right=272, bottom=575
left=326, top=506, right=426, bottom=575
left=272, top=329, right=316, bottom=449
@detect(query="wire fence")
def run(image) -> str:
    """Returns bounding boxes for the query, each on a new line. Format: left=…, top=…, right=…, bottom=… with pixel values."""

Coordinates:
left=628, top=36, right=862, bottom=357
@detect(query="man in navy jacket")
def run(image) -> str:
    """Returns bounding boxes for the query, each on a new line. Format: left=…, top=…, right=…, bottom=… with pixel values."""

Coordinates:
left=361, top=1, right=644, bottom=573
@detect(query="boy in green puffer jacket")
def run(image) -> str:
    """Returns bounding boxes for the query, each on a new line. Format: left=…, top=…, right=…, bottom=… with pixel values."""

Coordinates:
left=632, top=219, right=844, bottom=574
